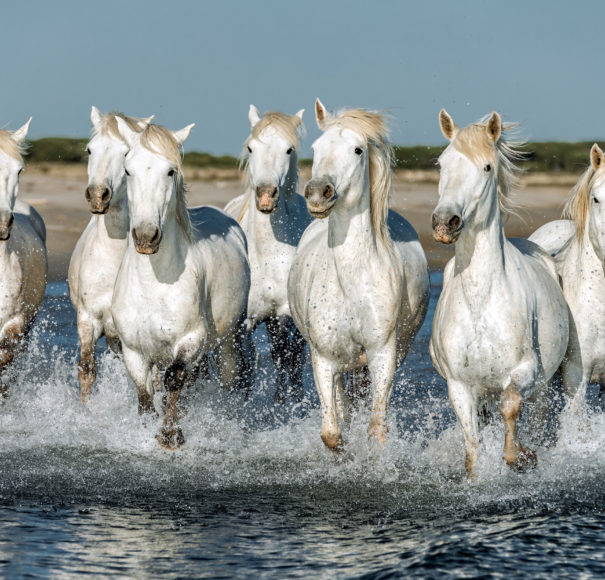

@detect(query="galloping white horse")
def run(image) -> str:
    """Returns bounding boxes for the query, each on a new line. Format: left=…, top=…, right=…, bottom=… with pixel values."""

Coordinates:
left=0, top=119, right=47, bottom=397
left=430, top=110, right=569, bottom=479
left=68, top=107, right=153, bottom=403
left=112, top=119, right=250, bottom=449
left=529, top=144, right=605, bottom=410
left=224, top=106, right=311, bottom=402
left=288, top=99, right=429, bottom=449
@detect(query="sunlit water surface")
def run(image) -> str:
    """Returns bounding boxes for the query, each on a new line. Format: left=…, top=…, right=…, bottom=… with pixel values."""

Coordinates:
left=1, top=274, right=605, bottom=578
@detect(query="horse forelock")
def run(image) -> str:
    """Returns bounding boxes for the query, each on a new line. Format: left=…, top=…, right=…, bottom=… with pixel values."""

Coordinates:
left=563, top=164, right=599, bottom=241
left=0, top=129, right=25, bottom=162
left=323, top=109, right=393, bottom=246
left=93, top=111, right=148, bottom=143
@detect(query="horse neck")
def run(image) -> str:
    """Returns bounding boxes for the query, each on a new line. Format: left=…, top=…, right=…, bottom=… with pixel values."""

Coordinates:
left=96, top=185, right=129, bottom=239
left=454, top=180, right=506, bottom=280
left=563, top=215, right=601, bottom=275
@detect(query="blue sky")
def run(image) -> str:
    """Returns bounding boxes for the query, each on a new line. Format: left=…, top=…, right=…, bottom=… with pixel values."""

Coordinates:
left=1, top=1, right=602, bottom=154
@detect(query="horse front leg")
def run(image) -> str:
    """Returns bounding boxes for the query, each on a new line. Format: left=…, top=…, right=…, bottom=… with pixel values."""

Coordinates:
left=310, top=347, right=342, bottom=450
left=286, top=320, right=306, bottom=403
left=266, top=317, right=290, bottom=404
left=157, top=360, right=187, bottom=450
left=215, top=319, right=252, bottom=393
left=367, top=343, right=397, bottom=445
left=121, top=345, right=154, bottom=414
left=76, top=313, right=103, bottom=404
left=499, top=382, right=537, bottom=472
left=0, top=319, right=26, bottom=399
left=448, top=380, right=480, bottom=480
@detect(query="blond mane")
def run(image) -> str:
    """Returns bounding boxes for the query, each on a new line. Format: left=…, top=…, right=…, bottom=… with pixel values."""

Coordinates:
left=0, top=129, right=25, bottom=162
left=450, top=116, right=525, bottom=215
left=138, top=124, right=191, bottom=240
left=323, top=108, right=393, bottom=245
left=237, top=111, right=304, bottom=222
left=563, top=164, right=598, bottom=240
left=93, top=111, right=148, bottom=143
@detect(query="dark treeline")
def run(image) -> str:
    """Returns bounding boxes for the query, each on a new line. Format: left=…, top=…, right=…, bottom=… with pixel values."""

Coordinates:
left=26, top=138, right=599, bottom=173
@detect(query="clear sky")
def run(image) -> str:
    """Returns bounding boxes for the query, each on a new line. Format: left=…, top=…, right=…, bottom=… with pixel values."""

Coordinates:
left=1, top=1, right=602, bottom=155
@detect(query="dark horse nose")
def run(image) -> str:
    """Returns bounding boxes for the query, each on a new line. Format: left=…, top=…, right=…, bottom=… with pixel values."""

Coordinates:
left=0, top=211, right=14, bottom=240
left=303, top=178, right=336, bottom=218
left=432, top=210, right=464, bottom=244
left=85, top=185, right=112, bottom=214
left=132, top=224, right=162, bottom=254
left=255, top=184, right=279, bottom=213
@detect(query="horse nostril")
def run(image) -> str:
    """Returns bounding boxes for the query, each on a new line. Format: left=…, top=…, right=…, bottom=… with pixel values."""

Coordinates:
left=7, top=214, right=14, bottom=228
left=85, top=188, right=91, bottom=202
left=449, top=215, right=462, bottom=229
left=431, top=214, right=438, bottom=229
left=271, top=187, right=278, bottom=198
left=323, top=184, right=334, bottom=199
left=131, top=228, right=138, bottom=243
left=150, top=228, right=160, bottom=244
left=102, top=187, right=111, bottom=202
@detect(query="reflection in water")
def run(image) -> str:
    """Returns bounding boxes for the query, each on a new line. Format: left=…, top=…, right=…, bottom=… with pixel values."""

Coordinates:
left=1, top=278, right=605, bottom=577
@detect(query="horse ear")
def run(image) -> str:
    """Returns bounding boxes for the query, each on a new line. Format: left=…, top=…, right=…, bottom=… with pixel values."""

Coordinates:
left=137, top=115, right=154, bottom=129
left=249, top=104, right=261, bottom=128
left=486, top=111, right=502, bottom=143
left=172, top=123, right=194, bottom=146
left=295, top=109, right=305, bottom=121
left=315, top=98, right=332, bottom=130
left=12, top=117, right=32, bottom=145
left=115, top=115, right=138, bottom=148
left=591, top=143, right=604, bottom=170
left=439, top=109, right=457, bottom=141
left=90, top=106, right=103, bottom=128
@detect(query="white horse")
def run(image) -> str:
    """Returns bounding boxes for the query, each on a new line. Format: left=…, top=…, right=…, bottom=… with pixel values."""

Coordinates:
left=429, top=110, right=569, bottom=479
left=0, top=119, right=47, bottom=397
left=288, top=99, right=429, bottom=450
left=224, top=105, right=311, bottom=402
left=112, top=119, right=250, bottom=449
left=68, top=107, right=153, bottom=403
left=529, top=144, right=605, bottom=411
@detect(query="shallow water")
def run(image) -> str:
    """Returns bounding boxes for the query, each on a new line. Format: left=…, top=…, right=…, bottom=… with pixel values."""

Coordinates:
left=1, top=275, right=605, bottom=578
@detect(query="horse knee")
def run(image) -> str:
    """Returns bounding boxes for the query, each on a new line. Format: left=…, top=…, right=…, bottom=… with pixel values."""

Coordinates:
left=164, top=361, right=187, bottom=391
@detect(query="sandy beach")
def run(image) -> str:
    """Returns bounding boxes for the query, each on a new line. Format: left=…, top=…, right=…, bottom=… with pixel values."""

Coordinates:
left=18, top=165, right=573, bottom=281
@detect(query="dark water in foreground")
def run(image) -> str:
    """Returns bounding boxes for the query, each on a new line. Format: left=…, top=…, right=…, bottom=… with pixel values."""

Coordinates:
left=1, top=274, right=605, bottom=578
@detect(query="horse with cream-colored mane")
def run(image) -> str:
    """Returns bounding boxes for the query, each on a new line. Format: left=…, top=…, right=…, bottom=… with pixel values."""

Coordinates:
left=0, top=119, right=47, bottom=397
left=112, top=119, right=250, bottom=449
left=225, top=106, right=311, bottom=402
left=529, top=144, right=605, bottom=411
left=288, top=99, right=429, bottom=449
left=68, top=107, right=153, bottom=403
left=430, top=110, right=569, bottom=479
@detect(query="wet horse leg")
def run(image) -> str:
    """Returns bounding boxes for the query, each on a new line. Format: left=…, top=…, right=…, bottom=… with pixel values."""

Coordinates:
left=367, top=345, right=397, bottom=445
left=121, top=345, right=154, bottom=414
left=286, top=320, right=306, bottom=402
left=157, top=360, right=186, bottom=450
left=77, top=313, right=103, bottom=404
left=448, top=380, right=480, bottom=480
left=266, top=317, right=290, bottom=404
left=499, top=382, right=537, bottom=471
left=0, top=320, right=25, bottom=398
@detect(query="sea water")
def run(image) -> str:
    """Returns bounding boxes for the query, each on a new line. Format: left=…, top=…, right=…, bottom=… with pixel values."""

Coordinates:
left=1, top=275, right=604, bottom=578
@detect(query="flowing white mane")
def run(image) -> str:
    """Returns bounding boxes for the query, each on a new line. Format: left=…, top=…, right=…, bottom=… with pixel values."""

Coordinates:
left=0, top=129, right=25, bottom=161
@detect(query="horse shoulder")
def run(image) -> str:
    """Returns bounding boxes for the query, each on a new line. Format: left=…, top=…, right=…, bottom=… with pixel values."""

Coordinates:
left=507, top=237, right=559, bottom=282
left=528, top=219, right=575, bottom=258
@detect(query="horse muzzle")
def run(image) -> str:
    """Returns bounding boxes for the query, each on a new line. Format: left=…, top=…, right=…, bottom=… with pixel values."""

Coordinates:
left=255, top=184, right=279, bottom=214
left=85, top=185, right=112, bottom=214
left=0, top=213, right=14, bottom=241
left=132, top=225, right=162, bottom=254
left=304, top=179, right=336, bottom=219
left=432, top=212, right=464, bottom=244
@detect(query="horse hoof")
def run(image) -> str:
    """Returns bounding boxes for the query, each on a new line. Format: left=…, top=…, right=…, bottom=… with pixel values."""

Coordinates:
left=368, top=424, right=389, bottom=445
left=506, top=448, right=537, bottom=472
left=157, top=427, right=185, bottom=450
left=321, top=432, right=343, bottom=451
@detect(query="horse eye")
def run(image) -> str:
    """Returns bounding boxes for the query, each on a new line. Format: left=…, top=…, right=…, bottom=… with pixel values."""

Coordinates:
left=484, top=164, right=491, bottom=172
left=168, top=169, right=175, bottom=177
left=86, top=147, right=91, bottom=155
left=286, top=147, right=293, bottom=155
left=354, top=147, right=363, bottom=155
left=594, top=197, right=600, bottom=204
left=247, top=146, right=252, bottom=154
left=124, top=169, right=131, bottom=176
left=18, top=168, right=22, bottom=176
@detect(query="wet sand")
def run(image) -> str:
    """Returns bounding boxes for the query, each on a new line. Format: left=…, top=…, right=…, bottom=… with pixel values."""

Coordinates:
left=18, top=166, right=572, bottom=281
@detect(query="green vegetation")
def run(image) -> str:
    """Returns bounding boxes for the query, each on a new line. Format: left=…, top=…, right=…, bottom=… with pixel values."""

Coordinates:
left=24, top=137, right=599, bottom=173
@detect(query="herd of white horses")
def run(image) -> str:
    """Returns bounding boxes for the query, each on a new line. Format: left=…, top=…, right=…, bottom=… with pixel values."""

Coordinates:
left=0, top=99, right=603, bottom=479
